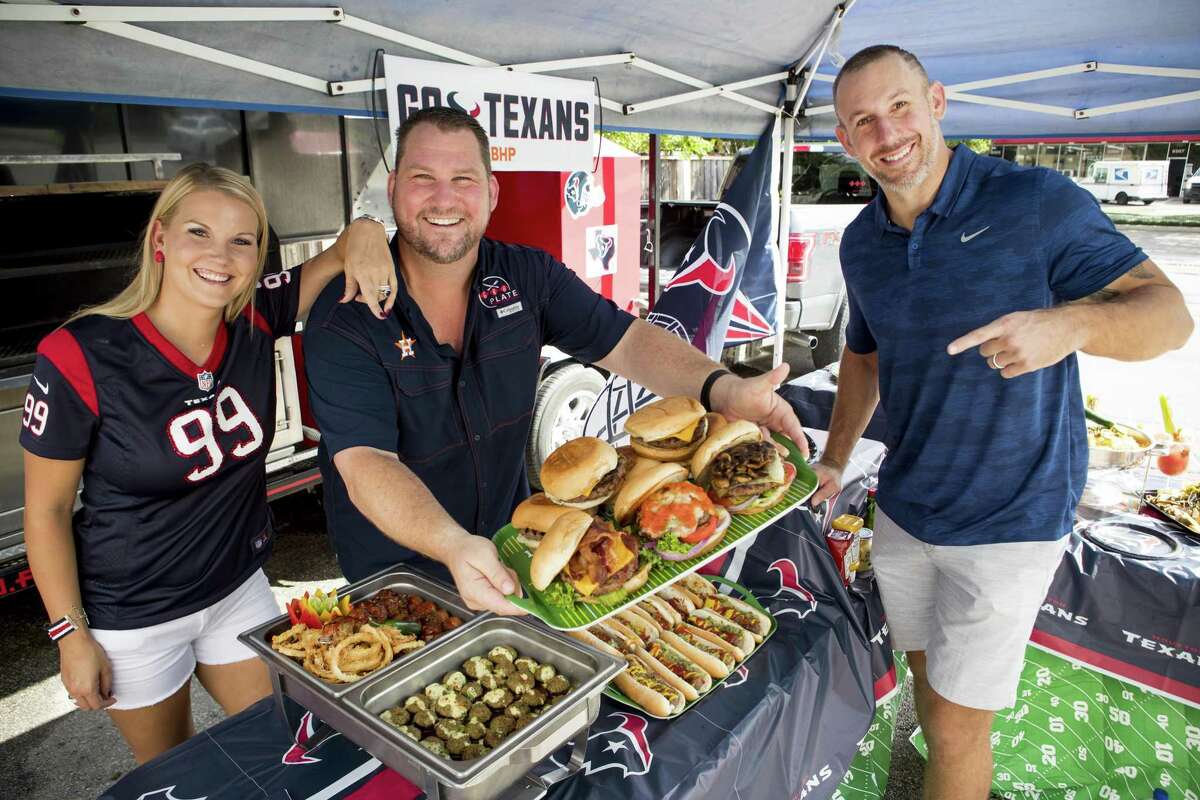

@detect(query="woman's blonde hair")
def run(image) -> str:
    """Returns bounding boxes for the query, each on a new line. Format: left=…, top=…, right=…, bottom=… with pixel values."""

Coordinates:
left=71, top=163, right=269, bottom=324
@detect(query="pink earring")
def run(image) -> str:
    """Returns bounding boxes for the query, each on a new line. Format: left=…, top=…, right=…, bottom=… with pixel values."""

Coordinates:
left=154, top=250, right=165, bottom=263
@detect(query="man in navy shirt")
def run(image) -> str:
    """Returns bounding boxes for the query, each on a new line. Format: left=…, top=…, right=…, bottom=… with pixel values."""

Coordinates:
left=305, top=107, right=806, bottom=615
left=811, top=46, right=1193, bottom=799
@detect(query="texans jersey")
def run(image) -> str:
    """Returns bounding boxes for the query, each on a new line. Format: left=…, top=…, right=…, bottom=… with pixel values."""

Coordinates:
left=20, top=269, right=302, bottom=630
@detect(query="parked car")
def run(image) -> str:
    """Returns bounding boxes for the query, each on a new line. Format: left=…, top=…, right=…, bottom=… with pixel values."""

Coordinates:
left=1076, top=160, right=1169, bottom=205
left=1182, top=172, right=1200, bottom=204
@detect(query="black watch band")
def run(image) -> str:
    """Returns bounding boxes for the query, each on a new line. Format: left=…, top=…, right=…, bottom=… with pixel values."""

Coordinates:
left=700, top=368, right=732, bottom=411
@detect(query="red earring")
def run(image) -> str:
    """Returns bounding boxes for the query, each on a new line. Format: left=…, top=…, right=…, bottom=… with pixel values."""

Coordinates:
left=154, top=250, right=165, bottom=263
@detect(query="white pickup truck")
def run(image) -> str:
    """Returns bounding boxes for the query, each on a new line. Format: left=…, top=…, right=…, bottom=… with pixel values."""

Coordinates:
left=654, top=143, right=876, bottom=367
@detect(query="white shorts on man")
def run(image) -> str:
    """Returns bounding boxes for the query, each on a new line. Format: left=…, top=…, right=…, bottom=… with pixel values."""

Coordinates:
left=872, top=508, right=1067, bottom=710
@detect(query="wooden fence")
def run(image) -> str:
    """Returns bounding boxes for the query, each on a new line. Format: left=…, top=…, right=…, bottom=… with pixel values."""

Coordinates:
left=639, top=156, right=734, bottom=202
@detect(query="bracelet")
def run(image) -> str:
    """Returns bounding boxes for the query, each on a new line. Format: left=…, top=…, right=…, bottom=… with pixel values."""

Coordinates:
left=47, top=615, right=78, bottom=642
left=46, top=605, right=89, bottom=642
left=700, top=368, right=732, bottom=411
left=354, top=213, right=388, bottom=228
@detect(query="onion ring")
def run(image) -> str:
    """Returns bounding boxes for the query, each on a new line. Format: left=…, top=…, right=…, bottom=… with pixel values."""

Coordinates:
left=331, top=628, right=393, bottom=683
left=270, top=623, right=310, bottom=659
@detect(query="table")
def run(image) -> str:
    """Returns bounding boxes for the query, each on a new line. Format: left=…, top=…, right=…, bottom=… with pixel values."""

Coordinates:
left=100, top=448, right=894, bottom=800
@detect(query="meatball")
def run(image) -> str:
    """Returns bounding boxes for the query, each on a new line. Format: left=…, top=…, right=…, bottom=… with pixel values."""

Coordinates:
left=419, top=737, right=449, bottom=758
left=534, top=664, right=558, bottom=685
left=505, top=702, right=531, bottom=720
left=513, top=657, right=538, bottom=675
left=488, top=645, right=518, bottom=661
left=445, top=735, right=469, bottom=757
left=423, top=683, right=447, bottom=702
left=434, top=719, right=466, bottom=741
left=462, top=656, right=493, bottom=679
left=460, top=743, right=489, bottom=760
left=435, top=691, right=469, bottom=720
left=467, top=702, right=493, bottom=724
left=412, top=710, right=437, bottom=729
left=544, top=675, right=571, bottom=695
left=442, top=670, right=467, bottom=691
left=461, top=681, right=484, bottom=701
left=395, top=724, right=422, bottom=742
left=403, top=695, right=430, bottom=715
left=506, top=671, right=535, bottom=695
left=479, top=672, right=502, bottom=691
left=381, top=706, right=411, bottom=727
left=523, top=687, right=548, bottom=708
left=491, top=656, right=515, bottom=677
left=513, top=713, right=536, bottom=731
left=488, top=714, right=516, bottom=736
left=482, top=688, right=515, bottom=709
left=465, top=720, right=487, bottom=740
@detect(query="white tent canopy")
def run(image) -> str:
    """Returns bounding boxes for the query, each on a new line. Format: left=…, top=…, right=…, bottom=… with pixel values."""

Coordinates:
left=2, top=0, right=1196, bottom=139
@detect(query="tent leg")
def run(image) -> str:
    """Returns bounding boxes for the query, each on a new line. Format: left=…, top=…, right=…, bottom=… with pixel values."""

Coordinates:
left=648, top=133, right=661, bottom=312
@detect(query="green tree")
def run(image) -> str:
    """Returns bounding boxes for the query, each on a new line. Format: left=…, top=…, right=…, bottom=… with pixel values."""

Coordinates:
left=946, top=138, right=992, bottom=154
left=601, top=131, right=728, bottom=158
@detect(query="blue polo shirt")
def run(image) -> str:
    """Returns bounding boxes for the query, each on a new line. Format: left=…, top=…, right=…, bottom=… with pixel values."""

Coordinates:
left=842, top=145, right=1146, bottom=546
left=305, top=237, right=636, bottom=581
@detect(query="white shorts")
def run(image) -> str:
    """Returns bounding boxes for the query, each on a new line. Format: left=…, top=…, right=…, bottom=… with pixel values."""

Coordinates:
left=873, top=508, right=1067, bottom=711
left=89, top=569, right=280, bottom=710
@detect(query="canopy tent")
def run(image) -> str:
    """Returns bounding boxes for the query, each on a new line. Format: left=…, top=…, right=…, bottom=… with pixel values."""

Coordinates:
left=0, top=0, right=1196, bottom=139
left=796, top=0, right=1200, bottom=140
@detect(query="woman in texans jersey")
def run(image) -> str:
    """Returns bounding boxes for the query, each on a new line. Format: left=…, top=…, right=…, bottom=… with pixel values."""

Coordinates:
left=20, top=163, right=393, bottom=763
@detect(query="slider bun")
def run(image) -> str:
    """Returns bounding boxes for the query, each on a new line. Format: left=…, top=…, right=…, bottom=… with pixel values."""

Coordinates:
left=624, top=396, right=706, bottom=440
left=511, top=493, right=579, bottom=533
left=540, top=437, right=618, bottom=505
left=612, top=459, right=689, bottom=525
left=529, top=511, right=593, bottom=591
left=690, top=419, right=762, bottom=485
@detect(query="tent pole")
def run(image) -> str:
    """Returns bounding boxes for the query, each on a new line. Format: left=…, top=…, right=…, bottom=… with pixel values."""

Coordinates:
left=775, top=94, right=796, bottom=370
left=648, top=133, right=660, bottom=312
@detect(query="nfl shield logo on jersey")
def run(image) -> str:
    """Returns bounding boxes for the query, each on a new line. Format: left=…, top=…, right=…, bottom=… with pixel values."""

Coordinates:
left=196, top=371, right=214, bottom=392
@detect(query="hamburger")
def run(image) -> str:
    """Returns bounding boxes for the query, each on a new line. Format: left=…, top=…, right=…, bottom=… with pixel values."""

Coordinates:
left=510, top=493, right=580, bottom=551
left=540, top=437, right=633, bottom=510
left=690, top=420, right=797, bottom=515
left=613, top=458, right=731, bottom=560
left=530, top=511, right=654, bottom=608
left=625, top=397, right=720, bottom=462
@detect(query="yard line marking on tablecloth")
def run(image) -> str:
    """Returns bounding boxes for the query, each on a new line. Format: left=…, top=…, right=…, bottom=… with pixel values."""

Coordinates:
left=1015, top=690, right=1104, bottom=743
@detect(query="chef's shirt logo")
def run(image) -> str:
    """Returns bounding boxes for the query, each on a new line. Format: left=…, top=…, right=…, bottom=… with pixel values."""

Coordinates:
left=477, top=275, right=521, bottom=309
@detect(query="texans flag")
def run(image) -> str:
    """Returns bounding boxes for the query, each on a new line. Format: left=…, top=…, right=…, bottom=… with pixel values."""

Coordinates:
left=583, top=116, right=780, bottom=443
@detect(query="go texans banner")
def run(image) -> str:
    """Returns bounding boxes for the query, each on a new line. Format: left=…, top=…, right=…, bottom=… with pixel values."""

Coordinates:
left=583, top=116, right=781, bottom=444
left=384, top=55, right=595, bottom=172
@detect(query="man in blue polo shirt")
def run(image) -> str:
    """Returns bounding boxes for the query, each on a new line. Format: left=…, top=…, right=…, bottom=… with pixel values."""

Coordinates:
left=810, top=46, right=1193, bottom=799
left=304, top=107, right=806, bottom=616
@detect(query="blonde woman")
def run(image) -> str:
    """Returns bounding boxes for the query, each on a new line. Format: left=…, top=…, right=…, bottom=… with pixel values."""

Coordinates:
left=20, top=163, right=393, bottom=762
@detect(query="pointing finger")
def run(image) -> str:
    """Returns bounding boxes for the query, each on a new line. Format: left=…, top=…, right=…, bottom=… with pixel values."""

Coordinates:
left=947, top=319, right=1004, bottom=356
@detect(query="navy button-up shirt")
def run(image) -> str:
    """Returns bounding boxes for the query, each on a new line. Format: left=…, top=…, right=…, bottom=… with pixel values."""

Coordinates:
left=841, top=145, right=1145, bottom=546
left=305, top=237, right=635, bottom=580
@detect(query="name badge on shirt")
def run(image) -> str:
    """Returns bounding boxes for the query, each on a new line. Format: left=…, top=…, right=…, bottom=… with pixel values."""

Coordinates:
left=496, top=302, right=523, bottom=319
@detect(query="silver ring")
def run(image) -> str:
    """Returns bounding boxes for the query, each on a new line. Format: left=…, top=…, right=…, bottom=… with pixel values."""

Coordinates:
left=377, top=285, right=392, bottom=298
left=989, top=354, right=1001, bottom=370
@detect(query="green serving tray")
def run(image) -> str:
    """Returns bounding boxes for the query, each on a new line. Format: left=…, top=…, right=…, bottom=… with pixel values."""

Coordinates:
left=602, top=575, right=777, bottom=718
left=495, top=433, right=816, bottom=631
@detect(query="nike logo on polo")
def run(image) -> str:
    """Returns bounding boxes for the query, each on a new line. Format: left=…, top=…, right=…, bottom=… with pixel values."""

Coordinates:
left=960, top=226, right=990, bottom=243
left=33, top=377, right=49, bottom=394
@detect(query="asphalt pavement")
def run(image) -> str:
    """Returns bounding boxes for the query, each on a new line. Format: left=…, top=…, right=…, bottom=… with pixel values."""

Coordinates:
left=1, top=224, right=1196, bottom=799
